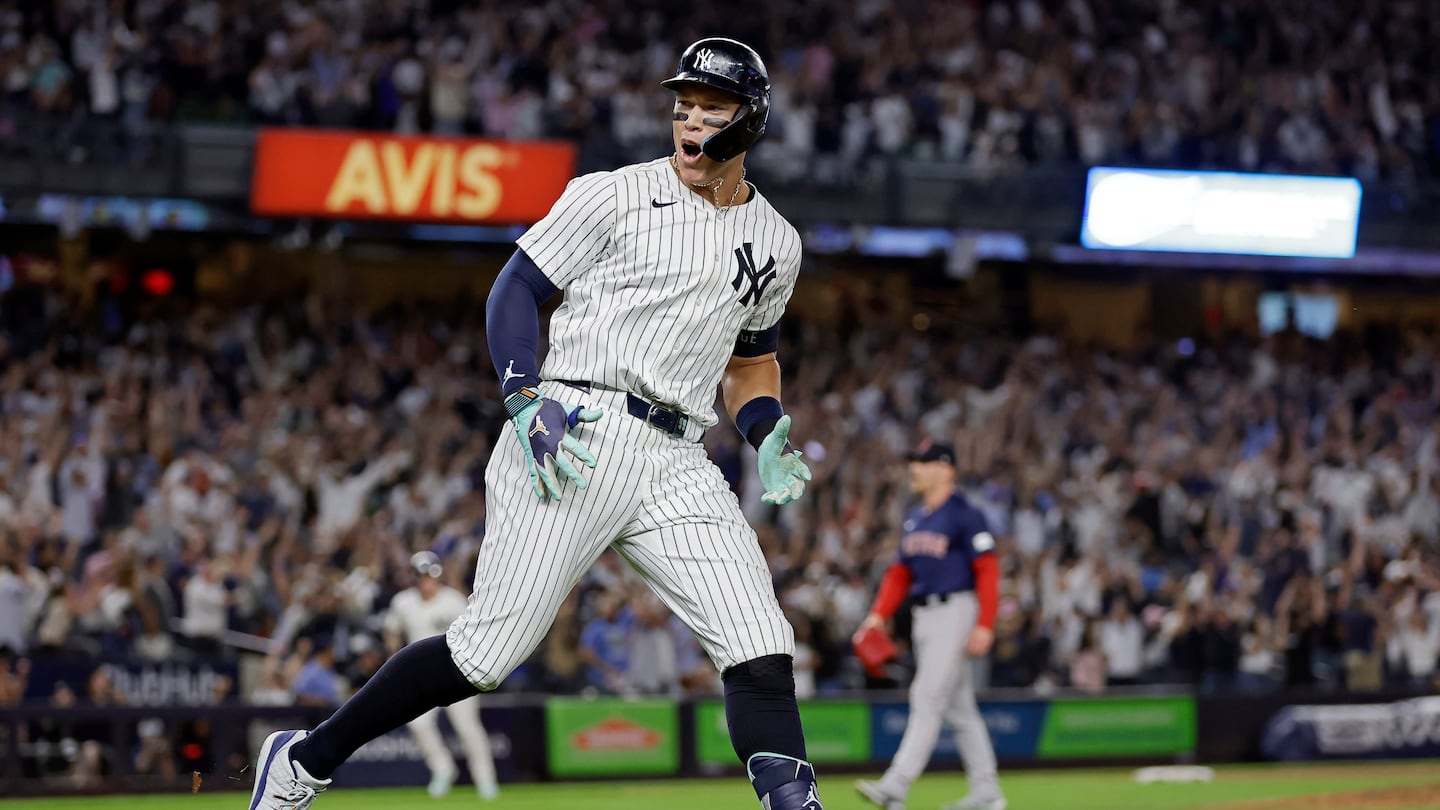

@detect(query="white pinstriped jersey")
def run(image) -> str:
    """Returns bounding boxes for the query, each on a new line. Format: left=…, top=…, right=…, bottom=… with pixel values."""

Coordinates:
left=385, top=586, right=469, bottom=645
left=515, top=156, right=802, bottom=428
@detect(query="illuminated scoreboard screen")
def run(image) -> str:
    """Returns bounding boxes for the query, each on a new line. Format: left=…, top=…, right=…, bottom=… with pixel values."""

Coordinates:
left=1080, top=168, right=1362, bottom=259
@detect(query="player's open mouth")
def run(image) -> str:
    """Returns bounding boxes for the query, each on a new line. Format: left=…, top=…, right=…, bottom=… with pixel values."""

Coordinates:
left=680, top=142, right=703, bottom=163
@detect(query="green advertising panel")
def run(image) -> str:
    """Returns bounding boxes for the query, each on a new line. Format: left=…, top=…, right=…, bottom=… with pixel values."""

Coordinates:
left=1037, top=695, right=1196, bottom=758
left=545, top=697, right=679, bottom=777
left=696, top=700, right=871, bottom=766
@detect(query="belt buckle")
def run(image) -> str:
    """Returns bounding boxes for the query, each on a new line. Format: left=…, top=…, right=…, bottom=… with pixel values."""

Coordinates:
left=646, top=403, right=672, bottom=432
left=646, top=403, right=688, bottom=437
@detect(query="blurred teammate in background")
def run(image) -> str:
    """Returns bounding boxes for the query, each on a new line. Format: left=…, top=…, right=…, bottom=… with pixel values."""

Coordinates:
left=384, top=552, right=498, bottom=801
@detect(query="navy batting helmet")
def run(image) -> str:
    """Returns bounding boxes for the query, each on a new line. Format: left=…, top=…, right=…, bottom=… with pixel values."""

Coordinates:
left=410, top=551, right=443, bottom=579
left=661, top=37, right=770, bottom=163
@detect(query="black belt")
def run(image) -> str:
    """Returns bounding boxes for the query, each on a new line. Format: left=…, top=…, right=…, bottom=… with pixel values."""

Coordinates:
left=555, top=380, right=692, bottom=439
left=917, top=590, right=968, bottom=607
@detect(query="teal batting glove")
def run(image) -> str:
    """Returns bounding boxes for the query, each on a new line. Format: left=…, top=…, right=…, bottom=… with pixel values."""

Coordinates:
left=757, top=415, right=812, bottom=505
left=506, top=387, right=604, bottom=502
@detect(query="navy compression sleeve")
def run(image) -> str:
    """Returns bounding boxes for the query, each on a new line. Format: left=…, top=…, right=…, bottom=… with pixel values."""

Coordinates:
left=486, top=249, right=560, bottom=395
left=733, top=324, right=780, bottom=357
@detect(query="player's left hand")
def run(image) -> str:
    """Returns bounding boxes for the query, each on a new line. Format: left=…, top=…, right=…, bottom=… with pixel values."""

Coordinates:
left=757, top=415, right=812, bottom=505
left=967, top=625, right=994, bottom=658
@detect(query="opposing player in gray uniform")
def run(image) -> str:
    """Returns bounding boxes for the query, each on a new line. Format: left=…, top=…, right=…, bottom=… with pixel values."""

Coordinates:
left=854, top=442, right=1005, bottom=810
left=247, top=37, right=826, bottom=810
left=383, top=552, right=498, bottom=801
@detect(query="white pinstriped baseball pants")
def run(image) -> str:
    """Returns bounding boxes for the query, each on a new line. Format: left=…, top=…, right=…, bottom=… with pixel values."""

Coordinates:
left=445, top=381, right=794, bottom=689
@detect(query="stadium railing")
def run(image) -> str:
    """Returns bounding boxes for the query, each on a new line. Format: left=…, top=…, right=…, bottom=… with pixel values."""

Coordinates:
left=2, top=109, right=1439, bottom=247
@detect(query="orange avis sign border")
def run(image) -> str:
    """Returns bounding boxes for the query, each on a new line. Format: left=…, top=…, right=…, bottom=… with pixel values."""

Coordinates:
left=544, top=698, right=679, bottom=777
left=249, top=128, right=577, bottom=224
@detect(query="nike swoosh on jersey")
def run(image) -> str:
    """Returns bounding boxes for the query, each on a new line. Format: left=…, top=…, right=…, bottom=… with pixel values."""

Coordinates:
left=651, top=199, right=678, bottom=208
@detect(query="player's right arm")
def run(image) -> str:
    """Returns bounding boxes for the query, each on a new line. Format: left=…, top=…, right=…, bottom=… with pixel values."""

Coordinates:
left=855, top=558, right=913, bottom=640
left=487, top=170, right=617, bottom=390
left=487, top=172, right=617, bottom=502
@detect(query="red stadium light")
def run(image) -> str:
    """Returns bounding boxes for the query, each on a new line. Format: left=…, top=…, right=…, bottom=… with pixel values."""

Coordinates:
left=141, top=268, right=174, bottom=296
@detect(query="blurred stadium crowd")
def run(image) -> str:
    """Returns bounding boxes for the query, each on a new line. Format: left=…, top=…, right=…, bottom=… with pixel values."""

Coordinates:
left=2, top=279, right=1439, bottom=715
left=3, top=0, right=1440, bottom=181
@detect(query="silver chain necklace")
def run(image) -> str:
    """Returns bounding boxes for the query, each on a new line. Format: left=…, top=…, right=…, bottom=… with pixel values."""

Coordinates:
left=671, top=153, right=745, bottom=214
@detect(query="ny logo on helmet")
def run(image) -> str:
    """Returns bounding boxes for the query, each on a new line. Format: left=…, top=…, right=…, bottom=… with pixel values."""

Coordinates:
left=694, top=48, right=715, bottom=72
left=732, top=242, right=777, bottom=307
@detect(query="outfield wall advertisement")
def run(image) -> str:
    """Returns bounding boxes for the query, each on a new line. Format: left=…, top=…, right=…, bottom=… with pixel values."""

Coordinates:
left=278, top=693, right=1200, bottom=783
left=871, top=696, right=1195, bottom=761
left=1038, top=696, right=1196, bottom=758
left=1262, top=696, right=1440, bottom=761
left=334, top=705, right=523, bottom=787
left=23, top=659, right=240, bottom=706
left=544, top=697, right=680, bottom=777
left=872, top=701, right=1049, bottom=761
left=250, top=693, right=1203, bottom=790
left=696, top=700, right=872, bottom=767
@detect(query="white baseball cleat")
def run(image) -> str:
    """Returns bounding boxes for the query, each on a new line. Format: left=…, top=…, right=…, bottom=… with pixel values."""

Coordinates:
left=939, top=794, right=1008, bottom=810
left=478, top=782, right=500, bottom=800
left=854, top=779, right=905, bottom=810
left=249, top=730, right=330, bottom=810
left=427, top=761, right=455, bottom=799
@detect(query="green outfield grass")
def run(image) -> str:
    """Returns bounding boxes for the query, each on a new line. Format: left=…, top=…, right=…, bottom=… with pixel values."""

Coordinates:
left=4, top=762, right=1440, bottom=809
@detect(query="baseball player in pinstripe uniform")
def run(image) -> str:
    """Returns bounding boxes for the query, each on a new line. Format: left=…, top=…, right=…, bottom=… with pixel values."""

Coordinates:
left=383, top=552, right=498, bottom=801
left=248, top=37, right=826, bottom=810
left=854, top=442, right=1006, bottom=810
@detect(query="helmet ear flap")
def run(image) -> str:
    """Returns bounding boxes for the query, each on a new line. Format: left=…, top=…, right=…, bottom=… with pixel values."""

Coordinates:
left=700, top=98, right=768, bottom=163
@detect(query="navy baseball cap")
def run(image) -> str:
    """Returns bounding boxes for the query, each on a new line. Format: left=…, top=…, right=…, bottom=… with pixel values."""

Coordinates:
left=907, top=440, right=956, bottom=465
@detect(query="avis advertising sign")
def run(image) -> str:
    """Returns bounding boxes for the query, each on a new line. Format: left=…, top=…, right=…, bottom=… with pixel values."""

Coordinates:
left=543, top=697, right=679, bottom=777
left=249, top=128, right=577, bottom=224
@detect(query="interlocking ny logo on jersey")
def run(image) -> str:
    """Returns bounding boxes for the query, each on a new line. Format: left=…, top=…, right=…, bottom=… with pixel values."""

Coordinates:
left=732, top=242, right=777, bottom=307
left=695, top=48, right=715, bottom=72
